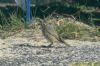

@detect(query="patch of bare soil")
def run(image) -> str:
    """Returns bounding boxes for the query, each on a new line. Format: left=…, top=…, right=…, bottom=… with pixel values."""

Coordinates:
left=0, top=29, right=100, bottom=66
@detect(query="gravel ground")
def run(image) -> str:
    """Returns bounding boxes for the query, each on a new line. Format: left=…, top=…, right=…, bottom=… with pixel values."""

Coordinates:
left=0, top=30, right=100, bottom=66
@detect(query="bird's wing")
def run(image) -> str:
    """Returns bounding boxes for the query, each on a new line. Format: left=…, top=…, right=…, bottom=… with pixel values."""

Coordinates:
left=45, top=24, right=61, bottom=40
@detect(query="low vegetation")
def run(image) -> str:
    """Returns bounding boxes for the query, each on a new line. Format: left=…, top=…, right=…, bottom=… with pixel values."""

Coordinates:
left=0, top=1, right=100, bottom=40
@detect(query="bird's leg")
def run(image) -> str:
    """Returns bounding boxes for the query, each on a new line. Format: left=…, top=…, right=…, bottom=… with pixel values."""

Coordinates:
left=47, top=42, right=53, bottom=47
left=41, top=42, right=53, bottom=48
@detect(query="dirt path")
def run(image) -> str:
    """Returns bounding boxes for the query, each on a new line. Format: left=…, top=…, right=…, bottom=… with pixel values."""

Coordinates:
left=0, top=29, right=100, bottom=66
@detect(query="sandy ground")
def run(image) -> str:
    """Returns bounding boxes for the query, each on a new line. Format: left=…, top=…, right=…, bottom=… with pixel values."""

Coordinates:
left=0, top=29, right=100, bottom=66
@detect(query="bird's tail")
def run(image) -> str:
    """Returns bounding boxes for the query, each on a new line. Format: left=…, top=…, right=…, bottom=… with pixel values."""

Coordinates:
left=58, top=37, right=71, bottom=47
left=60, top=40, right=71, bottom=47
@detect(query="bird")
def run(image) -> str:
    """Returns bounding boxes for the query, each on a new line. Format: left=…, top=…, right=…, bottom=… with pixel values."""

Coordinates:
left=37, top=18, right=70, bottom=47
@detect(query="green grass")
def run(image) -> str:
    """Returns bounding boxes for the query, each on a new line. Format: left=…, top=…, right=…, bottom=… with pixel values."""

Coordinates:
left=55, top=18, right=100, bottom=41
left=0, top=10, right=25, bottom=31
left=0, top=10, right=99, bottom=40
left=0, top=10, right=26, bottom=39
left=0, top=4, right=99, bottom=40
left=8, top=13, right=25, bottom=30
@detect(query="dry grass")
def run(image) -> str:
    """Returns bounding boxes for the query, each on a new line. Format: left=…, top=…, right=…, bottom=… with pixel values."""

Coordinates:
left=44, top=16, right=100, bottom=41
left=0, top=13, right=100, bottom=41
